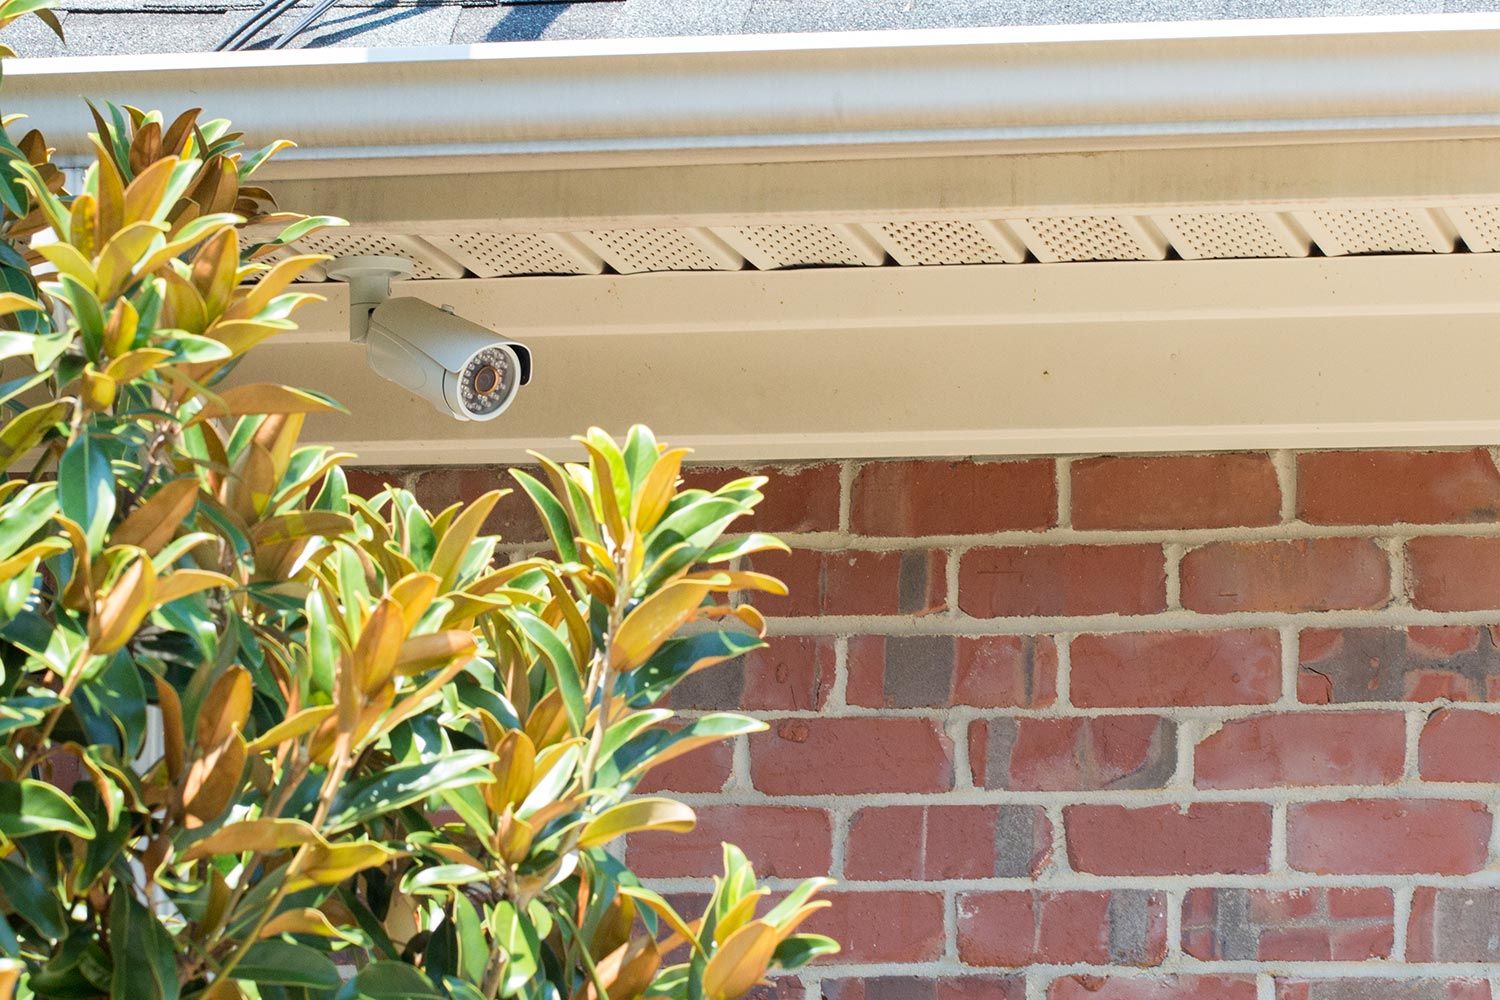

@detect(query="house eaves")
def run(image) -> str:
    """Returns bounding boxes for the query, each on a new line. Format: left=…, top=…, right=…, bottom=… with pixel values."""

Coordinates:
left=7, top=16, right=1500, bottom=462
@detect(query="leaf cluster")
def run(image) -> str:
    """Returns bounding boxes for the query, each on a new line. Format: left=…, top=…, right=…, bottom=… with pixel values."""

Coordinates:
left=0, top=7, right=837, bottom=999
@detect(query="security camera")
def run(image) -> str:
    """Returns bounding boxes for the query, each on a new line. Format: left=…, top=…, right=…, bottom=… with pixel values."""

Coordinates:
left=327, top=255, right=533, bottom=422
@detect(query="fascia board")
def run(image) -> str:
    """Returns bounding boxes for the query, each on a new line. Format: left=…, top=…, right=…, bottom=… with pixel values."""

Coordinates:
left=9, top=13, right=1500, bottom=173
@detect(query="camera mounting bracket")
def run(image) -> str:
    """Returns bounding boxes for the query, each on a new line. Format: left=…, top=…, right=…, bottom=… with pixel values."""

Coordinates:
left=326, top=255, right=415, bottom=343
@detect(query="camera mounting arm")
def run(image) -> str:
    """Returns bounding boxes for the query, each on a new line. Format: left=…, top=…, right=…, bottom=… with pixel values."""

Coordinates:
left=326, top=254, right=415, bottom=343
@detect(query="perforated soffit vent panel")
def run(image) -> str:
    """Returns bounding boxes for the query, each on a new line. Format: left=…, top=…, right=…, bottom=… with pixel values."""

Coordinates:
left=279, top=206, right=1500, bottom=281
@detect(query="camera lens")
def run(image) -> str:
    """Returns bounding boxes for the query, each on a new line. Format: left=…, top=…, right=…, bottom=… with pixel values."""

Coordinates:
left=458, top=346, right=515, bottom=417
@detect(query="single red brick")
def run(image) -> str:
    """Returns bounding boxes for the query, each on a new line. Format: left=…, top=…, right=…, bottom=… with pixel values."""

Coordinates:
left=1288, top=799, right=1492, bottom=875
left=1298, top=449, right=1500, bottom=525
left=1049, top=976, right=1257, bottom=1000
left=1276, top=980, right=1492, bottom=1000
left=845, top=805, right=1051, bottom=880
left=1179, top=538, right=1391, bottom=613
left=1408, top=536, right=1500, bottom=611
left=743, top=636, right=832, bottom=711
left=680, top=463, right=841, bottom=534
left=957, top=889, right=1167, bottom=967
left=1195, top=712, right=1406, bottom=788
left=750, top=718, right=952, bottom=795
left=1065, top=803, right=1272, bottom=875
left=410, top=467, right=547, bottom=543
left=748, top=548, right=946, bottom=617
left=848, top=635, right=1059, bottom=709
left=803, top=890, right=945, bottom=964
left=960, top=545, right=1166, bottom=618
left=626, top=806, right=830, bottom=879
left=852, top=459, right=1056, bottom=536
left=970, top=716, right=1175, bottom=791
left=635, top=730, right=732, bottom=794
left=1072, top=454, right=1281, bottom=530
left=1420, top=709, right=1500, bottom=782
left=821, top=978, right=1024, bottom=1000
left=1298, top=626, right=1500, bottom=704
left=1070, top=630, right=1281, bottom=708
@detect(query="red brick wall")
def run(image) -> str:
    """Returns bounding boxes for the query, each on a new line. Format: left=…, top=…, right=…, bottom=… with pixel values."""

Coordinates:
left=381, top=449, right=1500, bottom=998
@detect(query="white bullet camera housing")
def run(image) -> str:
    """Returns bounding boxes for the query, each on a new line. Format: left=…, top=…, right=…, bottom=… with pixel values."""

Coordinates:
left=328, top=255, right=532, bottom=422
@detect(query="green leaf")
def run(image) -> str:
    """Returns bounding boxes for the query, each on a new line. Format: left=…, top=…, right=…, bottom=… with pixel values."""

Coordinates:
left=514, top=610, right=584, bottom=735
left=609, top=713, right=764, bottom=787
left=442, top=979, right=489, bottom=1000
left=109, top=890, right=179, bottom=1000
left=645, top=497, right=749, bottom=567
left=58, top=434, right=115, bottom=553
left=335, top=961, right=443, bottom=1000
left=0, top=482, right=57, bottom=562
left=400, top=864, right=486, bottom=893
left=164, top=332, right=232, bottom=364
left=771, top=933, right=839, bottom=971
left=326, top=750, right=496, bottom=832
left=492, top=900, right=539, bottom=998
left=233, top=940, right=340, bottom=988
left=622, top=424, right=659, bottom=490
left=0, top=329, right=34, bottom=364
left=0, top=694, right=61, bottom=737
left=0, top=780, right=95, bottom=838
left=28, top=931, right=111, bottom=995
left=74, top=647, right=148, bottom=759
left=715, top=843, right=756, bottom=922
left=453, top=892, right=487, bottom=984
left=518, top=742, right=579, bottom=820
left=0, top=859, right=67, bottom=940
left=510, top=469, right=578, bottom=563
left=304, top=586, right=336, bottom=699
left=55, top=274, right=103, bottom=359
left=267, top=214, right=345, bottom=247
left=617, top=630, right=765, bottom=709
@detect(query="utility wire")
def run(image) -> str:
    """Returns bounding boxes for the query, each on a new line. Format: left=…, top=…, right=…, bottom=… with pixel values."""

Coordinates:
left=216, top=0, right=340, bottom=51
left=216, top=0, right=299, bottom=50
left=267, top=0, right=341, bottom=49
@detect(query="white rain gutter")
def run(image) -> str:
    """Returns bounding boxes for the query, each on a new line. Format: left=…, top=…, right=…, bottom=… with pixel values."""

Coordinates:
left=3, top=13, right=1500, bottom=175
